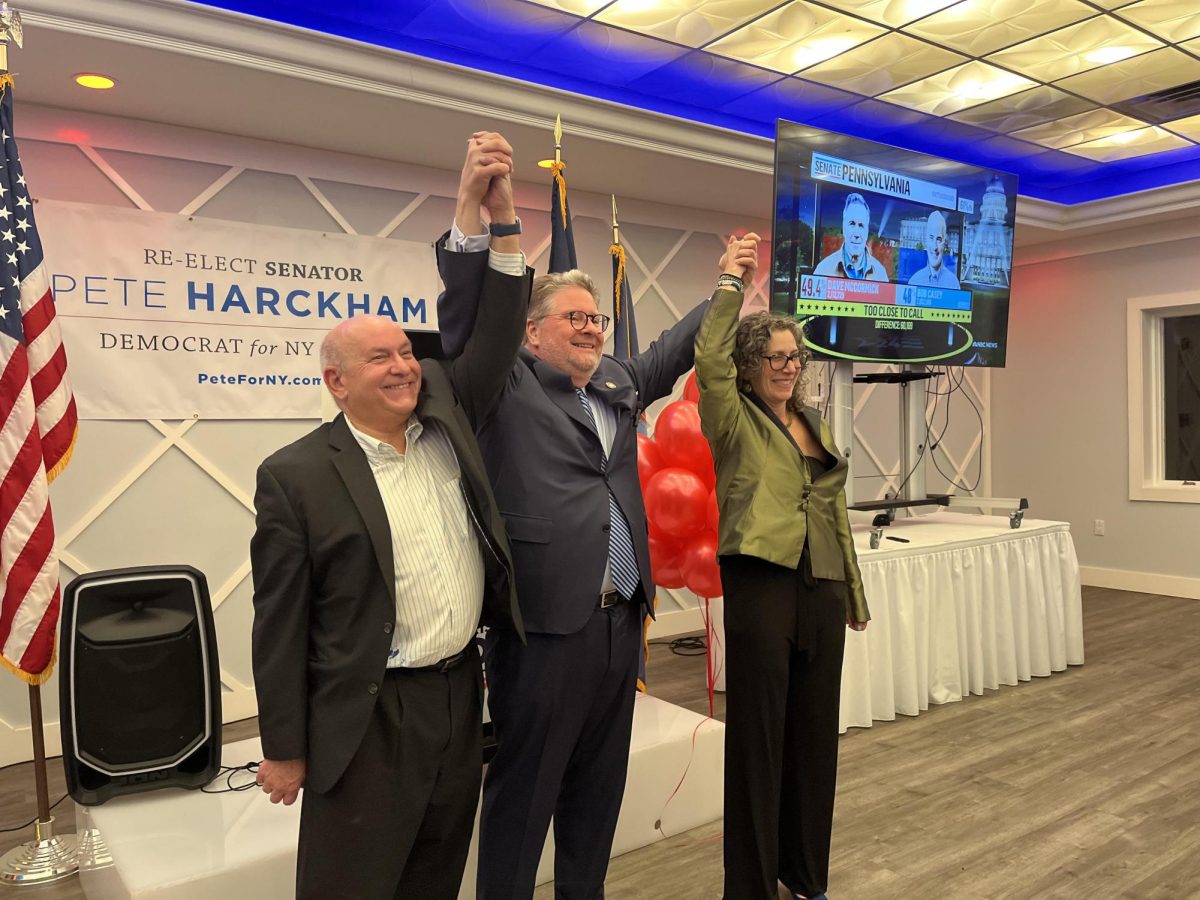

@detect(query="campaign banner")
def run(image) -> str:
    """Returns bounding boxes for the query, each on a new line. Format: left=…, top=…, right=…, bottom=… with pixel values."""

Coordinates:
left=810, top=152, right=958, bottom=210
left=36, top=200, right=443, bottom=420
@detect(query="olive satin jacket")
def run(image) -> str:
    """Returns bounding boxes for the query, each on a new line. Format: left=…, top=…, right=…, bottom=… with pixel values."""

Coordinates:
left=694, top=288, right=870, bottom=624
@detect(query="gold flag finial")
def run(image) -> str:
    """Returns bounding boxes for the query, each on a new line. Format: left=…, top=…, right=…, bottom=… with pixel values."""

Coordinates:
left=0, top=3, right=23, bottom=48
left=554, top=114, right=562, bottom=165
left=0, top=2, right=23, bottom=72
left=611, top=194, right=620, bottom=245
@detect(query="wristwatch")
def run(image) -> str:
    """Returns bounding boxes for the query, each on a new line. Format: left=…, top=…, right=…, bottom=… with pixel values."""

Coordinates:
left=488, top=216, right=522, bottom=237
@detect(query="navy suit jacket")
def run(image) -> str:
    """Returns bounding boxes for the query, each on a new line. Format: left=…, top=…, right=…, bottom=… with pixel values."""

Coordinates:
left=436, top=236, right=707, bottom=634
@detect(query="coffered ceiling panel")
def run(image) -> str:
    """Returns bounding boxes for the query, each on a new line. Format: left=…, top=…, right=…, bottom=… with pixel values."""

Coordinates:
left=1054, top=47, right=1200, bottom=104
left=707, top=2, right=887, bottom=73
left=903, top=0, right=1097, bottom=57
left=594, top=0, right=782, bottom=48
left=1115, top=0, right=1200, bottom=44
left=1065, top=125, right=1191, bottom=160
left=948, top=86, right=1098, bottom=132
left=1014, top=109, right=1154, bottom=149
left=797, top=33, right=965, bottom=95
left=169, top=0, right=1200, bottom=202
left=878, top=61, right=1037, bottom=116
left=986, top=16, right=1163, bottom=82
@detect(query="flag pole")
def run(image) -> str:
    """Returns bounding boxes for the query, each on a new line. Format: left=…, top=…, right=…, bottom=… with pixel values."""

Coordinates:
left=0, top=4, right=80, bottom=884
left=28, top=686, right=51, bottom=825
left=0, top=687, right=80, bottom=886
left=547, top=114, right=577, bottom=273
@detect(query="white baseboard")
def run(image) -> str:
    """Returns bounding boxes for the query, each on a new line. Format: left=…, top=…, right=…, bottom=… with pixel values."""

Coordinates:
left=1080, top=565, right=1200, bottom=600
left=221, top=687, right=258, bottom=722
left=647, top=604, right=708, bottom=640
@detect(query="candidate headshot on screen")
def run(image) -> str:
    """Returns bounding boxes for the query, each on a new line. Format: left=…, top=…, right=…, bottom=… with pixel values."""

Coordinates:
left=907, top=210, right=960, bottom=289
left=813, top=192, right=888, bottom=282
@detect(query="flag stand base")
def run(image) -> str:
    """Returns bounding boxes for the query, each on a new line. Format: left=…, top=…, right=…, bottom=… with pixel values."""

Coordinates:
left=75, top=811, right=114, bottom=872
left=0, top=817, right=79, bottom=885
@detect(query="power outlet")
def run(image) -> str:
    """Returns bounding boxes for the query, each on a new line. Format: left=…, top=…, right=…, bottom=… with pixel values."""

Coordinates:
left=1094, top=519, right=1106, bottom=536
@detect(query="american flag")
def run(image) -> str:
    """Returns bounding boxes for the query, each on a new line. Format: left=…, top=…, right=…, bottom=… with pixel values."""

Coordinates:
left=0, top=74, right=77, bottom=684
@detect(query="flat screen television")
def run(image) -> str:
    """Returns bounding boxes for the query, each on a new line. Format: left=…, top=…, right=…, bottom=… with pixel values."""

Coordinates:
left=771, top=120, right=1019, bottom=367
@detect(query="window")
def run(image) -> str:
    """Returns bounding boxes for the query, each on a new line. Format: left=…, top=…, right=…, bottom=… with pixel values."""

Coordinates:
left=1163, top=315, right=1200, bottom=482
left=1128, top=294, right=1200, bottom=503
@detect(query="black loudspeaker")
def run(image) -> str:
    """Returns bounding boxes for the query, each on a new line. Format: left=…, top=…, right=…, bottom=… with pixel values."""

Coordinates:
left=59, top=565, right=222, bottom=805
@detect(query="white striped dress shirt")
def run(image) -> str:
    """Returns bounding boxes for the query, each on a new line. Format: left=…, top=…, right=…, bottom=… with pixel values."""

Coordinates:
left=345, top=416, right=484, bottom=668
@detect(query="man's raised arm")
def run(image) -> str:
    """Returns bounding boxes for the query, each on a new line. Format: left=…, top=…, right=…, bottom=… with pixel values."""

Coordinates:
left=436, top=132, right=525, bottom=359
left=443, top=132, right=532, bottom=427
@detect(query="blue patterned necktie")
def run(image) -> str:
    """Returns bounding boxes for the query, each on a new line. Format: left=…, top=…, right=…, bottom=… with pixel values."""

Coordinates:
left=577, top=388, right=641, bottom=602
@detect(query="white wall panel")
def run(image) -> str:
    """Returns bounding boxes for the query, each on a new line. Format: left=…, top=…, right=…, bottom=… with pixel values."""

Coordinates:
left=996, top=231, right=1200, bottom=593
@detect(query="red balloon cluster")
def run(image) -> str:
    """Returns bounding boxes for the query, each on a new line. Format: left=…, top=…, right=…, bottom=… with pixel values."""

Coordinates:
left=640, top=372, right=722, bottom=598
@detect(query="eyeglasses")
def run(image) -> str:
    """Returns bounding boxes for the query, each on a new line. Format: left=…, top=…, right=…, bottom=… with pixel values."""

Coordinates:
left=761, top=351, right=805, bottom=371
left=541, top=311, right=611, bottom=331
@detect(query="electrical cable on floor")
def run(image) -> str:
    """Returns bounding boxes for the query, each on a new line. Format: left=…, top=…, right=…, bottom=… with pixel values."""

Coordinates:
left=201, top=761, right=262, bottom=794
left=648, top=636, right=707, bottom=656
left=0, top=793, right=69, bottom=833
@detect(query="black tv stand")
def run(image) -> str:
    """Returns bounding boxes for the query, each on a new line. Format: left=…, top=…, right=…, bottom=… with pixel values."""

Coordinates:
left=852, top=371, right=940, bottom=385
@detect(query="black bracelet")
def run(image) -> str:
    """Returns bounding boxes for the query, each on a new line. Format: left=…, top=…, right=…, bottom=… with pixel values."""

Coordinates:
left=717, top=274, right=744, bottom=292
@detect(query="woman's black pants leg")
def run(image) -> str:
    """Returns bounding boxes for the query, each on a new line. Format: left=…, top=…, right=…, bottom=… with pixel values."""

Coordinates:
left=720, top=555, right=847, bottom=900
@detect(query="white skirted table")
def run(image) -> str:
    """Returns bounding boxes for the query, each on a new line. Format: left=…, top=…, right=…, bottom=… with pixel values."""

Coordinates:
left=705, top=512, right=1085, bottom=731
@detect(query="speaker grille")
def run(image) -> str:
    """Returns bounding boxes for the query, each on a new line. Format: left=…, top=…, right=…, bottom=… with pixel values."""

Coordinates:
left=75, top=629, right=208, bottom=770
left=70, top=573, right=212, bottom=774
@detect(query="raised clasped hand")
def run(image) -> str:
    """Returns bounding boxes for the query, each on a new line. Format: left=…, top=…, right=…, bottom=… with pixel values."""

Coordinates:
left=459, top=131, right=515, bottom=221
left=720, top=232, right=761, bottom=280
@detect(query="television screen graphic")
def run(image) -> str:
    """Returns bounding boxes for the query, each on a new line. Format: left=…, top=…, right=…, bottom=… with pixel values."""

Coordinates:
left=772, top=121, right=1018, bottom=367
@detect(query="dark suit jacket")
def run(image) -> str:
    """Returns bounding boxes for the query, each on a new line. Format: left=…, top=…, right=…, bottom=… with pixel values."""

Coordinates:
left=250, top=260, right=531, bottom=794
left=436, top=238, right=707, bottom=635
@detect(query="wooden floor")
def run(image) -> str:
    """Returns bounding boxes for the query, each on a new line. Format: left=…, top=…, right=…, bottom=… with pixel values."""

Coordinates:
left=3, top=587, right=1198, bottom=899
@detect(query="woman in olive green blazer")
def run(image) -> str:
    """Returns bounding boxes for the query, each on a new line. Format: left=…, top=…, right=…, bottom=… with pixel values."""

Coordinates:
left=695, top=234, right=869, bottom=900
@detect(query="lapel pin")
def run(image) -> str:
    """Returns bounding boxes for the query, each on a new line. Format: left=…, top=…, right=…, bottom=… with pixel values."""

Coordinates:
left=605, top=380, right=616, bottom=389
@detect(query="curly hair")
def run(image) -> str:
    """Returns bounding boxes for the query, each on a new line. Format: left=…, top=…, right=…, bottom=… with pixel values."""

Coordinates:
left=732, top=312, right=810, bottom=413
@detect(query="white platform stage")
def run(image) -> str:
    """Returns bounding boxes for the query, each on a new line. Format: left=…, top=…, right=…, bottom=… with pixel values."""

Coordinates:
left=75, top=694, right=724, bottom=899
left=706, top=512, right=1085, bottom=730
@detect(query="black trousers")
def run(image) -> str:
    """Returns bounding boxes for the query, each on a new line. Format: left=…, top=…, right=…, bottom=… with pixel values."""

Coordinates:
left=478, top=600, right=641, bottom=900
left=296, top=655, right=483, bottom=900
left=720, top=554, right=847, bottom=900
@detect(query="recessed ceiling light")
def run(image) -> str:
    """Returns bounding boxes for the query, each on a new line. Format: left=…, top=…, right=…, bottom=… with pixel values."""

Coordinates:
left=1106, top=128, right=1144, bottom=145
left=1085, top=46, right=1136, bottom=65
left=74, top=73, right=116, bottom=90
left=792, top=36, right=862, bottom=70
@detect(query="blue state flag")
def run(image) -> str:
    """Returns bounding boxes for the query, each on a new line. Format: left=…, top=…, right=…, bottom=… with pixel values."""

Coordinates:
left=548, top=161, right=577, bottom=274
left=610, top=240, right=639, bottom=361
